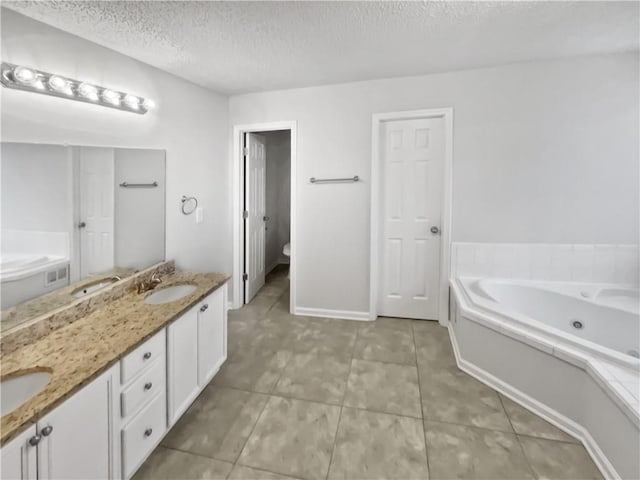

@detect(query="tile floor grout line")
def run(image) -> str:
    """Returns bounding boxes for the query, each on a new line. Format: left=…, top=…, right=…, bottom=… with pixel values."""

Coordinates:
left=232, top=387, right=273, bottom=469
left=160, top=445, right=235, bottom=466
left=324, top=315, right=359, bottom=480
left=229, top=463, right=302, bottom=480
left=514, top=432, right=580, bottom=445
left=498, top=391, right=539, bottom=478
left=324, top=405, right=344, bottom=480
left=411, top=320, right=432, bottom=478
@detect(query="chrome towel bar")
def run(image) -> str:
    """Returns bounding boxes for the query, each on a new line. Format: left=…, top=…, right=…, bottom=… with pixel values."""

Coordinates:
left=119, top=181, right=158, bottom=188
left=310, top=176, right=359, bottom=184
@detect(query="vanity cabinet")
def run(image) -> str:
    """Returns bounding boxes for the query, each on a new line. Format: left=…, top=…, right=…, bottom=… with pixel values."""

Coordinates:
left=167, top=283, right=227, bottom=426
left=0, top=425, right=37, bottom=480
left=37, top=367, right=116, bottom=480
left=197, top=286, right=227, bottom=386
left=1, top=282, right=228, bottom=480
left=119, top=329, right=167, bottom=480
left=0, top=366, right=117, bottom=480
left=167, top=307, right=200, bottom=426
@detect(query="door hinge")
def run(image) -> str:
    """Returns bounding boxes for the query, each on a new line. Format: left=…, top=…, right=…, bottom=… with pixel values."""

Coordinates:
left=243, top=210, right=249, bottom=219
left=243, top=147, right=250, bottom=156
left=242, top=273, right=248, bottom=281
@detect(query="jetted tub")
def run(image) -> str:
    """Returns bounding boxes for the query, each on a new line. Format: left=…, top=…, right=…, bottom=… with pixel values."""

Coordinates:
left=450, top=276, right=640, bottom=479
left=459, top=277, right=639, bottom=368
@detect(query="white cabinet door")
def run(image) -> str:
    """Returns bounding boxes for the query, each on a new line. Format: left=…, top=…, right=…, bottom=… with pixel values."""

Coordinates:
left=198, top=284, right=228, bottom=386
left=0, top=425, right=37, bottom=480
left=38, top=366, right=116, bottom=480
left=167, top=308, right=200, bottom=426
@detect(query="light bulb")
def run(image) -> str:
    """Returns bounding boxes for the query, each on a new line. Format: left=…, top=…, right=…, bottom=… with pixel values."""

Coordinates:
left=123, top=94, right=140, bottom=109
left=13, top=66, right=37, bottom=85
left=142, top=98, right=155, bottom=110
left=48, top=75, right=72, bottom=95
left=102, top=89, right=120, bottom=105
left=78, top=83, right=99, bottom=101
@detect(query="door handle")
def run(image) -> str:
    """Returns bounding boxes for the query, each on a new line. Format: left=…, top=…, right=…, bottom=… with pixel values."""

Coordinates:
left=430, top=226, right=440, bottom=235
left=263, top=216, right=269, bottom=222
left=78, top=221, right=86, bottom=229
left=41, top=425, right=53, bottom=437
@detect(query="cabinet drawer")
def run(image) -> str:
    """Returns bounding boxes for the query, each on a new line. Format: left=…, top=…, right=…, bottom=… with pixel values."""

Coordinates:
left=121, top=392, right=166, bottom=479
left=121, top=358, right=165, bottom=418
left=121, top=329, right=166, bottom=384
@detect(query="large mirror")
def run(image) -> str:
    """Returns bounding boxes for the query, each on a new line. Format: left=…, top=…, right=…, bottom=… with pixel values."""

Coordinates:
left=1, top=142, right=166, bottom=331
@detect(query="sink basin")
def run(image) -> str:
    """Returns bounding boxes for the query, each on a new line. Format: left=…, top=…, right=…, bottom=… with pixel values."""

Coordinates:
left=144, top=284, right=198, bottom=305
left=72, top=277, right=120, bottom=298
left=1, top=371, right=52, bottom=416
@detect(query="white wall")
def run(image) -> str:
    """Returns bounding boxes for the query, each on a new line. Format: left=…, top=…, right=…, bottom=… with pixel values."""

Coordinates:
left=114, top=148, right=166, bottom=269
left=264, top=130, right=291, bottom=272
left=0, top=142, right=72, bottom=235
left=229, top=53, right=639, bottom=314
left=1, top=9, right=230, bottom=274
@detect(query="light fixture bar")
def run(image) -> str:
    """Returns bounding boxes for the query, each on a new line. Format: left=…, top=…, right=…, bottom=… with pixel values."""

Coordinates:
left=0, top=62, right=153, bottom=115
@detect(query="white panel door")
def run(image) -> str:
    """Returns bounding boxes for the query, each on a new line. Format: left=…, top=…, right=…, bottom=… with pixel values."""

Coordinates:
left=379, top=117, right=445, bottom=320
left=244, top=133, right=267, bottom=303
left=78, top=147, right=115, bottom=278
left=38, top=367, right=114, bottom=480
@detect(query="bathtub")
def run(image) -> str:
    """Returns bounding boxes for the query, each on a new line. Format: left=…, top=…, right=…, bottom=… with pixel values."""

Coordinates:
left=461, top=277, right=639, bottom=368
left=450, top=276, right=640, bottom=479
left=0, top=253, right=68, bottom=281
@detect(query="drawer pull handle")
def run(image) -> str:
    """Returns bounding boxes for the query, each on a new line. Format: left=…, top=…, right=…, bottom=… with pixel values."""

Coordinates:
left=144, top=428, right=153, bottom=437
left=200, top=304, right=209, bottom=312
left=144, top=382, right=153, bottom=391
left=143, top=352, right=152, bottom=360
left=41, top=426, right=53, bottom=437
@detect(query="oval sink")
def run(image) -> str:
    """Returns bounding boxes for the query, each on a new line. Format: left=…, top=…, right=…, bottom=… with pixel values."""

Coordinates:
left=72, top=277, right=120, bottom=298
left=144, top=284, right=198, bottom=305
left=1, top=371, right=52, bottom=416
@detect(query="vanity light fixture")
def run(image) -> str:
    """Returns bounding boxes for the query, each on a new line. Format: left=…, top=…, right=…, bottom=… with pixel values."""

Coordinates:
left=77, top=82, right=99, bottom=101
left=0, top=62, right=153, bottom=115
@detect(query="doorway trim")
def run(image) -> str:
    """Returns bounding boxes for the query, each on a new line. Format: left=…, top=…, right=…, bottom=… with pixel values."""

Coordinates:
left=369, top=108, right=453, bottom=326
left=232, top=121, right=297, bottom=312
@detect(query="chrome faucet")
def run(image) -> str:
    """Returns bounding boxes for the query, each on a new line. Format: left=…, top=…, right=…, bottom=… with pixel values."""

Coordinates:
left=136, top=273, right=162, bottom=294
left=150, top=272, right=162, bottom=288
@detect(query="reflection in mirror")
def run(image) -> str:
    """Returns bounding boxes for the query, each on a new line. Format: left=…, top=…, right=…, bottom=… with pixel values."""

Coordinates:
left=0, top=143, right=166, bottom=331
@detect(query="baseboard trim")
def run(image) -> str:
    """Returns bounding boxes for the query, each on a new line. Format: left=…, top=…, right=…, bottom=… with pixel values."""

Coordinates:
left=294, top=307, right=372, bottom=322
left=448, top=324, right=620, bottom=480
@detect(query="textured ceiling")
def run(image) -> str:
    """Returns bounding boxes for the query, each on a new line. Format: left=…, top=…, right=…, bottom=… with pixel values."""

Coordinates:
left=3, top=1, right=639, bottom=95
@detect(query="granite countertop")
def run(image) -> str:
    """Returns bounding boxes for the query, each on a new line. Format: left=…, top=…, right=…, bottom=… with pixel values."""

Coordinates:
left=0, top=270, right=230, bottom=446
left=1, top=266, right=137, bottom=332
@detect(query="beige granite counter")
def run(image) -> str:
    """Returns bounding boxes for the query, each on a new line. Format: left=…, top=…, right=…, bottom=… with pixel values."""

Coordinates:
left=0, top=270, right=230, bottom=446
left=1, top=267, right=137, bottom=332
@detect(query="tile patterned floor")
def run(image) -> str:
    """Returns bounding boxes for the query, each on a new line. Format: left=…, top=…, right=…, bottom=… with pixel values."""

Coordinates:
left=134, top=265, right=603, bottom=480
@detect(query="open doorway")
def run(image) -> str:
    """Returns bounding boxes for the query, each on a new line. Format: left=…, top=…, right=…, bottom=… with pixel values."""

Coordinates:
left=243, top=130, right=291, bottom=303
left=232, top=121, right=296, bottom=312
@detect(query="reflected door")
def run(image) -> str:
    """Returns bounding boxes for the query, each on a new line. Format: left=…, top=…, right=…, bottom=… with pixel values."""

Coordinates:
left=379, top=117, right=445, bottom=320
left=244, top=133, right=267, bottom=303
left=78, top=148, right=115, bottom=278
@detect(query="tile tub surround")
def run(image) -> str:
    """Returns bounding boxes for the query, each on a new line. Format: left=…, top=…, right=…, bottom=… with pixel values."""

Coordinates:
left=451, top=242, right=639, bottom=284
left=0, top=270, right=230, bottom=446
left=134, top=267, right=602, bottom=480
left=0, top=261, right=175, bottom=356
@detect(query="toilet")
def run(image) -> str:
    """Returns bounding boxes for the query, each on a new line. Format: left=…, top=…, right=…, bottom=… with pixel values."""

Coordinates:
left=283, top=243, right=290, bottom=277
